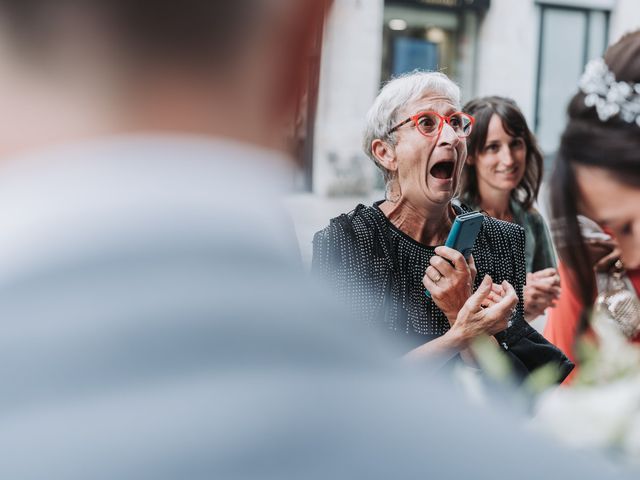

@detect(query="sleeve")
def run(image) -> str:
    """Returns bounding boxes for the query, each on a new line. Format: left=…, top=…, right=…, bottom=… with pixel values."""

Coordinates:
left=311, top=227, right=332, bottom=279
left=510, top=223, right=527, bottom=321
left=530, top=210, right=558, bottom=272
left=493, top=223, right=574, bottom=384
left=311, top=216, right=357, bottom=286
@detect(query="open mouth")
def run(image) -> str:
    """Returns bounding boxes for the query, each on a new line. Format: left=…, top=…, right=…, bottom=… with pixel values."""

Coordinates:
left=429, top=161, right=455, bottom=180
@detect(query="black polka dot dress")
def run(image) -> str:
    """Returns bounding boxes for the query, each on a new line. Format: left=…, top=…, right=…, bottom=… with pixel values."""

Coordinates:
left=312, top=201, right=526, bottom=352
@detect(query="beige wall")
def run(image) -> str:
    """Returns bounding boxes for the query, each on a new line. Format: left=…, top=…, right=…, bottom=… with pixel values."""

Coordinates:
left=610, top=0, right=640, bottom=43
left=313, top=0, right=383, bottom=196
left=474, top=0, right=540, bottom=125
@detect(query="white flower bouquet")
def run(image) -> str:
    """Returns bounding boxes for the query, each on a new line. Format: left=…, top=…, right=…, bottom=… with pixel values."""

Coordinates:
left=533, top=315, right=640, bottom=465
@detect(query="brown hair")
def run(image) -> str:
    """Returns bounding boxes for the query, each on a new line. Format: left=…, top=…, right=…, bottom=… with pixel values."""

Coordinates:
left=0, top=1, right=265, bottom=68
left=550, top=30, right=640, bottom=332
left=461, top=96, right=543, bottom=211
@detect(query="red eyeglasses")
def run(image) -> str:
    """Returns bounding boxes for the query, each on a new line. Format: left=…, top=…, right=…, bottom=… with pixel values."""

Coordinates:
left=389, top=111, right=475, bottom=138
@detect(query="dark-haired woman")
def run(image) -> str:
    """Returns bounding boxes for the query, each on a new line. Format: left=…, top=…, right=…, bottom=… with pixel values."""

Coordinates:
left=461, top=97, right=560, bottom=321
left=548, top=30, right=640, bottom=349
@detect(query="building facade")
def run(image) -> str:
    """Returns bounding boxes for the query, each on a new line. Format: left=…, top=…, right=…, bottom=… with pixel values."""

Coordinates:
left=307, top=0, right=640, bottom=195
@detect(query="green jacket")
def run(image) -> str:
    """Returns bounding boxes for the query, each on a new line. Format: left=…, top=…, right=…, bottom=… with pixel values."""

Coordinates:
left=460, top=197, right=557, bottom=273
left=510, top=200, right=557, bottom=273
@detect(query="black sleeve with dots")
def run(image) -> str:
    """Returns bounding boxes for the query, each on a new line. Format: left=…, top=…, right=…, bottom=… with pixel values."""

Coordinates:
left=489, top=219, right=574, bottom=384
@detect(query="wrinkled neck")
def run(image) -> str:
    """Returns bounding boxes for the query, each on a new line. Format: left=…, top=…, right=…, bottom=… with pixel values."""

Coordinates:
left=379, top=199, right=454, bottom=246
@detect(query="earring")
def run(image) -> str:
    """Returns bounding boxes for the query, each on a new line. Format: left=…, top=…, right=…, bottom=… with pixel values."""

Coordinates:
left=385, top=175, right=402, bottom=203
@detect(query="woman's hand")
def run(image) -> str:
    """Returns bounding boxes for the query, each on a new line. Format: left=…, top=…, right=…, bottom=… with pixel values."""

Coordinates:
left=586, top=237, right=621, bottom=273
left=422, top=246, right=477, bottom=324
left=524, top=268, right=561, bottom=320
left=479, top=282, right=511, bottom=308
left=404, top=275, right=517, bottom=365
left=449, top=275, right=518, bottom=346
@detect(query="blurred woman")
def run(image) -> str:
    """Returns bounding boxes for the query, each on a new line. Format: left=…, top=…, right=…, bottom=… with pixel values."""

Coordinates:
left=549, top=30, right=640, bottom=357
left=543, top=217, right=635, bottom=383
left=461, top=97, right=560, bottom=321
left=312, top=71, right=572, bottom=379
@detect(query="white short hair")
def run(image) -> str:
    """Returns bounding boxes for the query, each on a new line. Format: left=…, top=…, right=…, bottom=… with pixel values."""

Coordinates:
left=362, top=71, right=461, bottom=180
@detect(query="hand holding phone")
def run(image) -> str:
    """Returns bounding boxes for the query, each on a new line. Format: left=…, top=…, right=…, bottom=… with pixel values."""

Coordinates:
left=444, top=211, right=484, bottom=260
left=425, top=212, right=483, bottom=298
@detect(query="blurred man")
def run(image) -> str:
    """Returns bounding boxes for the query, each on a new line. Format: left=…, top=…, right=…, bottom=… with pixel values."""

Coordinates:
left=0, top=1, right=632, bottom=479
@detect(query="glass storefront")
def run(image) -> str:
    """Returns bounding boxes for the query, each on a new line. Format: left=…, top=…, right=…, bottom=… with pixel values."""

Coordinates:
left=382, top=0, right=489, bottom=101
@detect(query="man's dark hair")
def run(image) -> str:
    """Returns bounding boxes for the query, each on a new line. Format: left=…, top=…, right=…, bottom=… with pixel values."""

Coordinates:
left=0, top=1, right=263, bottom=67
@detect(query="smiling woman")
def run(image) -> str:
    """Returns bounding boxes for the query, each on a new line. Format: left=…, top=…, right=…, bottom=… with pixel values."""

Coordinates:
left=312, top=71, right=573, bottom=380
left=460, top=97, right=559, bottom=322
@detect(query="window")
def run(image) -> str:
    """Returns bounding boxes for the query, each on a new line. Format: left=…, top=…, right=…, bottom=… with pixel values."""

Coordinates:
left=534, top=4, right=609, bottom=154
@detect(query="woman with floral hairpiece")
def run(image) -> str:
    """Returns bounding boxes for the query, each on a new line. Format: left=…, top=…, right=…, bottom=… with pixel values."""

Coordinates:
left=549, top=31, right=640, bottom=357
left=312, top=71, right=573, bottom=381
left=534, top=32, right=640, bottom=458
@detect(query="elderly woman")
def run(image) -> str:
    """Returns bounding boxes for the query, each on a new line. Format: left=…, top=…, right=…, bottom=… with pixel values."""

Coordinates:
left=461, top=97, right=560, bottom=321
left=312, top=71, right=572, bottom=377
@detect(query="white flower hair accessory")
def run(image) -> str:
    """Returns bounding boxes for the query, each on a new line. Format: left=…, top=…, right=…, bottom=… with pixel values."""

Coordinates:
left=579, top=57, right=640, bottom=127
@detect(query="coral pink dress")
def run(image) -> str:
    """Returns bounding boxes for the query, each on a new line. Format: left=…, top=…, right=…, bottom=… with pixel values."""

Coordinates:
left=544, top=262, right=640, bottom=384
